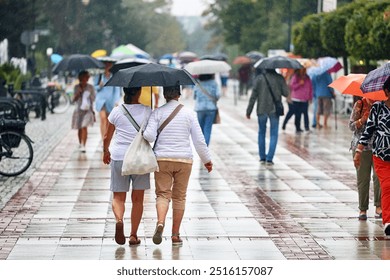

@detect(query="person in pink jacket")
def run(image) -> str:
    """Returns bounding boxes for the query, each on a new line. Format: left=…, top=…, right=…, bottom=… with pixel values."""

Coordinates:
left=288, top=68, right=313, bottom=133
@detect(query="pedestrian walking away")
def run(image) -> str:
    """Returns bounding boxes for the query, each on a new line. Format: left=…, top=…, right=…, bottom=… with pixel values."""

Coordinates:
left=102, top=87, right=152, bottom=246
left=246, top=69, right=289, bottom=165
left=193, top=74, right=221, bottom=146
left=285, top=67, right=313, bottom=133
left=143, top=85, right=213, bottom=246
left=95, top=60, right=121, bottom=142
left=311, top=72, right=335, bottom=129
left=71, top=70, right=96, bottom=152
left=349, top=96, right=381, bottom=221
left=354, top=77, right=390, bottom=235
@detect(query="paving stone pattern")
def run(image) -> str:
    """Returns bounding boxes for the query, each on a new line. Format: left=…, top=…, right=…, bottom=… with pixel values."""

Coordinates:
left=0, top=84, right=389, bottom=260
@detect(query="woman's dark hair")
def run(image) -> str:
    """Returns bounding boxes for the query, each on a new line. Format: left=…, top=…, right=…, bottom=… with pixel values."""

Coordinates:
left=123, top=87, right=141, bottom=104
left=163, top=85, right=181, bottom=100
left=198, top=74, right=214, bottom=81
left=383, top=76, right=390, bottom=91
left=78, top=70, right=89, bottom=80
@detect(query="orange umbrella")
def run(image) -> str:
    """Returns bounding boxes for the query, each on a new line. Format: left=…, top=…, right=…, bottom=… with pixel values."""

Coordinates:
left=329, top=74, right=387, bottom=101
left=233, top=56, right=251, bottom=65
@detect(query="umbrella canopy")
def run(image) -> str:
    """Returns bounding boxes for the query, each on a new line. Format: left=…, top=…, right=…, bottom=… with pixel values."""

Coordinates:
left=97, top=56, right=118, bottom=63
left=52, top=54, right=104, bottom=74
left=110, top=44, right=151, bottom=60
left=51, top=53, right=63, bottom=64
left=329, top=74, right=387, bottom=101
left=178, top=51, right=198, bottom=63
left=233, top=56, right=251, bottom=65
left=254, top=55, right=303, bottom=69
left=307, top=57, right=342, bottom=78
left=246, top=51, right=265, bottom=62
left=360, top=62, right=390, bottom=93
left=91, top=49, right=107, bottom=58
left=200, top=53, right=228, bottom=61
left=105, top=63, right=196, bottom=88
left=184, top=60, right=231, bottom=75
left=110, top=57, right=152, bottom=73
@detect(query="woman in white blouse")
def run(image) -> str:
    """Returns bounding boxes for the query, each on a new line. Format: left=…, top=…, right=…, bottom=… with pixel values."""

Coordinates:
left=143, top=85, right=213, bottom=246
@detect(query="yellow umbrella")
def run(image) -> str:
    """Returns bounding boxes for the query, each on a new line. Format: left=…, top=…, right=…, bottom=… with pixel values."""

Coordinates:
left=91, top=49, right=107, bottom=58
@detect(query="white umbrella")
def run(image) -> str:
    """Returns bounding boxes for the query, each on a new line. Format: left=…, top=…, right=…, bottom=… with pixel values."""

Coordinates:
left=184, top=60, right=231, bottom=75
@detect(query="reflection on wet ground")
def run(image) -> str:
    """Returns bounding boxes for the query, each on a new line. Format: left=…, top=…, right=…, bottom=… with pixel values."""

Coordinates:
left=0, top=85, right=388, bottom=260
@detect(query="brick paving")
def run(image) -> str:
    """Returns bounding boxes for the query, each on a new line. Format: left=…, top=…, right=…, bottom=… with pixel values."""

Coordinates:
left=0, top=83, right=388, bottom=260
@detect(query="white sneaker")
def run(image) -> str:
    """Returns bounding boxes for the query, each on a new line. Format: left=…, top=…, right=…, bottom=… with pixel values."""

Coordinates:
left=80, top=145, right=86, bottom=153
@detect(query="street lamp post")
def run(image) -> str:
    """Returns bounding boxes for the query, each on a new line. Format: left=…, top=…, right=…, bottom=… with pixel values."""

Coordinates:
left=46, top=47, right=53, bottom=81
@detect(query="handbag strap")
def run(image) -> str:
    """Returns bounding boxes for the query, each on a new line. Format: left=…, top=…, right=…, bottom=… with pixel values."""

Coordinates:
left=153, top=104, right=183, bottom=149
left=263, top=74, right=279, bottom=104
left=157, top=104, right=184, bottom=134
left=121, top=104, right=140, bottom=132
left=196, top=81, right=217, bottom=104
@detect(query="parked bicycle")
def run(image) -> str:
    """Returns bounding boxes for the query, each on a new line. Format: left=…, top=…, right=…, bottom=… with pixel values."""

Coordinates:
left=0, top=118, right=34, bottom=176
left=46, top=83, right=71, bottom=114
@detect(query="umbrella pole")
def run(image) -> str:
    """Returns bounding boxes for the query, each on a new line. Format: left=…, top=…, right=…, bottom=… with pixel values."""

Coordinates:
left=334, top=97, right=337, bottom=130
left=150, top=86, right=153, bottom=109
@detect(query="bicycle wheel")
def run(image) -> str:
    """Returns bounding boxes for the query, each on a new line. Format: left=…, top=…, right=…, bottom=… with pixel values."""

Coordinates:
left=49, top=90, right=70, bottom=114
left=0, top=131, right=33, bottom=176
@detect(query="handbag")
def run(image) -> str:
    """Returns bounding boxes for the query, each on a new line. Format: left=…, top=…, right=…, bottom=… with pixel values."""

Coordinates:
left=263, top=74, right=284, bottom=116
left=214, top=108, right=221, bottom=124
left=196, top=81, right=221, bottom=124
left=120, top=105, right=158, bottom=175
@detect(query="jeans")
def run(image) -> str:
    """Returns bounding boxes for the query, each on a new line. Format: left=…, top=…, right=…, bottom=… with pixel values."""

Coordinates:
left=197, top=110, right=216, bottom=146
left=282, top=103, right=295, bottom=129
left=257, top=113, right=279, bottom=162
left=312, top=97, right=317, bottom=126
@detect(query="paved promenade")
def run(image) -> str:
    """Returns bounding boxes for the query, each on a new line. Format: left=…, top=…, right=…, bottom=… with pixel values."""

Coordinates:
left=0, top=83, right=389, bottom=261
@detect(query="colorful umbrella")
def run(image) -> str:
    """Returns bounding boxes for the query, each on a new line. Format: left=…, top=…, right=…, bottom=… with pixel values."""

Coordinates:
left=184, top=60, right=231, bottom=75
left=360, top=62, right=390, bottom=93
left=50, top=53, right=63, bottom=64
left=111, top=44, right=151, bottom=60
left=307, top=57, right=342, bottom=78
left=232, top=56, right=251, bottom=65
left=91, top=49, right=107, bottom=58
left=328, top=74, right=387, bottom=101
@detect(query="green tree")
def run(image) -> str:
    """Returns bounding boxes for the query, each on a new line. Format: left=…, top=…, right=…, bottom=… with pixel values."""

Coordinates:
left=320, top=2, right=360, bottom=74
left=292, top=13, right=328, bottom=58
left=345, top=0, right=390, bottom=67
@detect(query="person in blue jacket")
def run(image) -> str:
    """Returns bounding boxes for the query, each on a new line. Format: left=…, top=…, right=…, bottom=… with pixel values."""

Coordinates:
left=311, top=72, right=335, bottom=129
left=94, top=60, right=121, bottom=141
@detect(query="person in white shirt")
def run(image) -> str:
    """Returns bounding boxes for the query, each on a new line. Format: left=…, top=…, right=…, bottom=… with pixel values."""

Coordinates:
left=102, top=87, right=152, bottom=246
left=143, top=85, right=213, bottom=246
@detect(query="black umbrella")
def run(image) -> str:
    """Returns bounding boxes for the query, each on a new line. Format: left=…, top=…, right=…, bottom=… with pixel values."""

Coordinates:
left=110, top=57, right=152, bottom=73
left=105, top=63, right=196, bottom=88
left=254, top=55, right=303, bottom=69
left=246, top=51, right=265, bottom=62
left=200, top=53, right=228, bottom=61
left=52, top=54, right=104, bottom=74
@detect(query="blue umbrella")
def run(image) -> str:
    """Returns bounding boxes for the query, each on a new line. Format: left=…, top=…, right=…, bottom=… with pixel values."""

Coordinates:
left=307, top=57, right=342, bottom=79
left=51, top=53, right=63, bottom=64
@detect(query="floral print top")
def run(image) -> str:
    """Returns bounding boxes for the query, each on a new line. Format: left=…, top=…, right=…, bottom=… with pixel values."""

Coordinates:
left=358, top=101, right=390, bottom=161
left=349, top=98, right=373, bottom=151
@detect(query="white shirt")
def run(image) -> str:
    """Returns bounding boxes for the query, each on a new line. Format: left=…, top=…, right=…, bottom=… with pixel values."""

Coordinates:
left=143, top=100, right=211, bottom=164
left=108, top=104, right=152, bottom=161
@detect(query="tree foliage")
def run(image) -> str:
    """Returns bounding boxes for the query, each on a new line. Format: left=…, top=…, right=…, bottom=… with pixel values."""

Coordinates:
left=345, top=0, right=390, bottom=62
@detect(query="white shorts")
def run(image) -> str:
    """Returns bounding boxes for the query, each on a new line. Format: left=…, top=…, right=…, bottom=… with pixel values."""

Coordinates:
left=110, top=160, right=151, bottom=192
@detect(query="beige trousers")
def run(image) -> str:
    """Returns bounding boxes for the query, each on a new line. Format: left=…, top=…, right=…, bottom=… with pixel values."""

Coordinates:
left=154, top=161, right=192, bottom=210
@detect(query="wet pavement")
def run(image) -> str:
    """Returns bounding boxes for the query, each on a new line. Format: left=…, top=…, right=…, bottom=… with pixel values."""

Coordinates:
left=1, top=82, right=389, bottom=261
